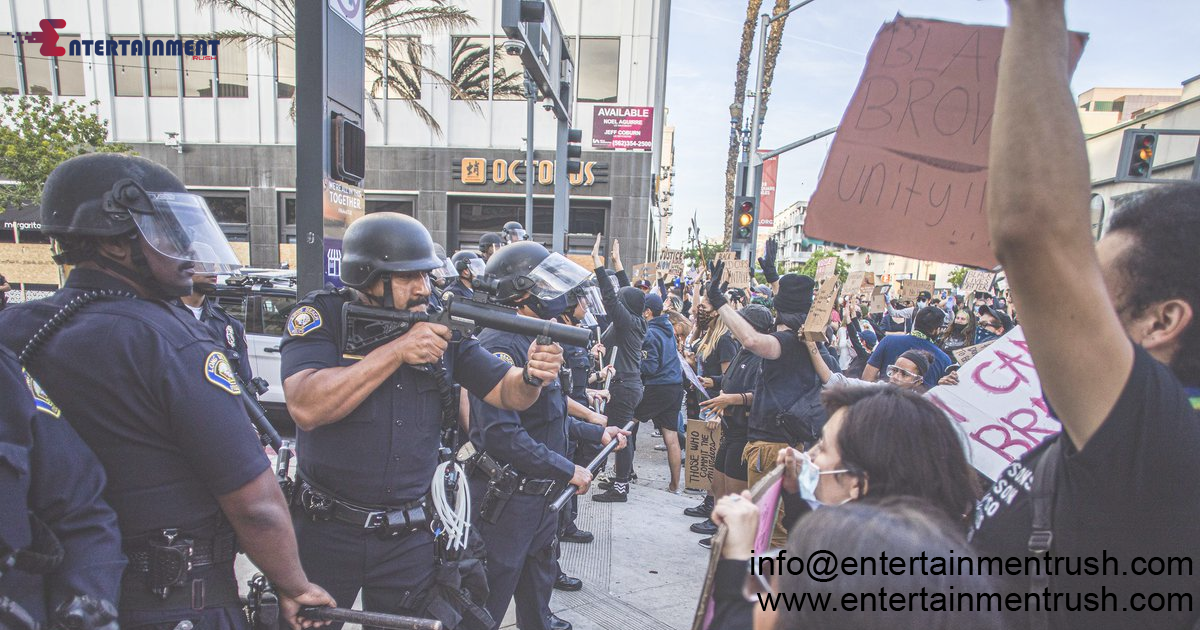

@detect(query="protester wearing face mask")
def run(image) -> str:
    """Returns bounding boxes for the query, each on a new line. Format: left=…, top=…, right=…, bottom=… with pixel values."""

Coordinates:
left=808, top=343, right=932, bottom=394
left=774, top=386, right=980, bottom=531
left=974, top=304, right=1013, bottom=345
left=939, top=307, right=977, bottom=353
left=708, top=496, right=1007, bottom=630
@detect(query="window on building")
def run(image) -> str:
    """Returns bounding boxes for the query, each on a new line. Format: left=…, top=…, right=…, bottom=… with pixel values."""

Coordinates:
left=454, top=198, right=607, bottom=245
left=217, top=40, right=248, bottom=97
left=146, top=37, right=179, bottom=97
left=571, top=37, right=619, bottom=103
left=387, top=37, right=420, bottom=100
left=182, top=40, right=214, bottom=97
left=365, top=37, right=386, bottom=99
left=366, top=197, right=415, bottom=216
left=20, top=41, right=55, bottom=95
left=0, top=39, right=18, bottom=95
left=56, top=37, right=85, bottom=96
left=276, top=38, right=296, bottom=98
left=568, top=206, right=606, bottom=235
left=201, top=193, right=249, bottom=242
left=490, top=41, right=525, bottom=101
left=279, top=193, right=296, bottom=243
left=451, top=37, right=491, bottom=101
left=111, top=38, right=145, bottom=96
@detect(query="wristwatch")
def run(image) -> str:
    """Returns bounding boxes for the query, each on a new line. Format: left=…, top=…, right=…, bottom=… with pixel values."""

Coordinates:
left=522, top=365, right=543, bottom=387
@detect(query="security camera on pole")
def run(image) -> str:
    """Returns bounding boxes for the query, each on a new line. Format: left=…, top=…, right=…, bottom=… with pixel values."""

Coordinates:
left=502, top=0, right=581, bottom=253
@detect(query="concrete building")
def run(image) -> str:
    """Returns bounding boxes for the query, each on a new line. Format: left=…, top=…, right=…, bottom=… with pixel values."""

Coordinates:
left=768, top=200, right=809, bottom=267
left=656, top=123, right=675, bottom=246
left=1078, top=86, right=1183, bottom=134
left=0, top=0, right=671, bottom=295
left=1084, top=74, right=1200, bottom=236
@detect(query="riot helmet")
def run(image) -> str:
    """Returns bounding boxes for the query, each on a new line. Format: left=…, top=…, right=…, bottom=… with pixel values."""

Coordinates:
left=478, top=241, right=589, bottom=318
left=339, top=213, right=443, bottom=290
left=452, top=250, right=485, bottom=279
left=501, top=221, right=529, bottom=244
left=40, top=153, right=242, bottom=296
left=479, top=232, right=503, bottom=260
left=430, top=243, right=456, bottom=283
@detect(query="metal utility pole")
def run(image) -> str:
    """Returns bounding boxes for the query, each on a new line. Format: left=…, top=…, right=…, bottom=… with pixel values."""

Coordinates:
left=296, top=0, right=366, bottom=297
left=742, top=0, right=821, bottom=263
left=525, top=73, right=537, bottom=233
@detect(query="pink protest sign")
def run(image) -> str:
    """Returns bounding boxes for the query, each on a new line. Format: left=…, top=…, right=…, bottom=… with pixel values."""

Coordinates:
left=925, top=326, right=1059, bottom=480
left=592, top=106, right=654, bottom=151
left=804, top=17, right=1086, bottom=268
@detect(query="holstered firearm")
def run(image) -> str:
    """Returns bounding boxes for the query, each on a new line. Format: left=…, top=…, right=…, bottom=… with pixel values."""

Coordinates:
left=245, top=574, right=280, bottom=630
left=341, top=293, right=591, bottom=356
left=471, top=454, right=519, bottom=525
left=276, top=439, right=295, bottom=504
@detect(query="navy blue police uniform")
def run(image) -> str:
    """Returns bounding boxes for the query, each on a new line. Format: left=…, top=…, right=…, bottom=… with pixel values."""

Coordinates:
left=280, top=289, right=510, bottom=625
left=174, top=297, right=254, bottom=386
left=0, top=269, right=269, bottom=630
left=467, top=330, right=605, bottom=630
left=0, top=346, right=124, bottom=628
left=558, top=343, right=595, bottom=533
left=443, top=278, right=473, bottom=301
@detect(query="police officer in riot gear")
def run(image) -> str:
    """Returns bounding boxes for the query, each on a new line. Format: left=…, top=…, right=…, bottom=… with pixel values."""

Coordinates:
left=478, top=233, right=503, bottom=262
left=280, top=213, right=565, bottom=630
left=501, top=221, right=529, bottom=244
left=0, top=153, right=334, bottom=630
left=0, top=345, right=123, bottom=630
left=466, top=241, right=627, bottom=630
left=175, top=270, right=254, bottom=386
left=447, top=251, right=484, bottom=300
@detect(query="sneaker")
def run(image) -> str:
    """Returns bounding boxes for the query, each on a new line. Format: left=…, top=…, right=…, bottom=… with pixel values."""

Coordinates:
left=631, top=471, right=638, bottom=482
left=652, top=429, right=663, bottom=437
left=597, top=479, right=613, bottom=491
left=684, top=495, right=714, bottom=518
left=698, top=536, right=713, bottom=549
left=690, top=518, right=718, bottom=535
left=653, top=444, right=667, bottom=451
left=592, top=482, right=629, bottom=502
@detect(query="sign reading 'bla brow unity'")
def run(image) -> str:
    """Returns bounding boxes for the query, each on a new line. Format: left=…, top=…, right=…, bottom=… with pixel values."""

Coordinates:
left=592, top=106, right=654, bottom=151
left=804, top=17, right=1087, bottom=269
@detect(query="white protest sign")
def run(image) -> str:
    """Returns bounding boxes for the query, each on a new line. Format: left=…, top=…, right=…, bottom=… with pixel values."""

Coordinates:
left=924, top=326, right=1059, bottom=481
left=961, top=270, right=997, bottom=295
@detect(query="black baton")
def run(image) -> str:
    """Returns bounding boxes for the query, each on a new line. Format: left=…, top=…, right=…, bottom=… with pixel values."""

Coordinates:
left=549, top=420, right=636, bottom=512
left=299, top=606, right=442, bottom=630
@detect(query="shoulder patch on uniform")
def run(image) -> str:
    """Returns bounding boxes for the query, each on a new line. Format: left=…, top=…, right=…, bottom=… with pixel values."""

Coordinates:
left=22, top=370, right=61, bottom=418
left=287, top=306, right=322, bottom=337
left=225, top=324, right=237, bottom=348
left=494, top=352, right=515, bottom=365
left=205, top=351, right=242, bottom=395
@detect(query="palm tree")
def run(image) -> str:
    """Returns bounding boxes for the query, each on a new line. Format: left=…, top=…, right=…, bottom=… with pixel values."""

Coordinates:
left=198, top=0, right=477, bottom=135
left=723, top=0, right=764, bottom=245
left=449, top=38, right=526, bottom=101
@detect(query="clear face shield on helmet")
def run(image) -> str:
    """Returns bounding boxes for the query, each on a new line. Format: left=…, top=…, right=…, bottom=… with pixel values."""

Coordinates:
left=466, top=258, right=486, bottom=278
left=430, top=257, right=457, bottom=281
left=526, top=252, right=590, bottom=301
left=131, top=192, right=243, bottom=273
left=505, top=228, right=529, bottom=243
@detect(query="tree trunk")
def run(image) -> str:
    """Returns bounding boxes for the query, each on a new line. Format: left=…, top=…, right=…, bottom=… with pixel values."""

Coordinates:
left=759, top=0, right=792, bottom=121
left=723, top=0, right=765, bottom=246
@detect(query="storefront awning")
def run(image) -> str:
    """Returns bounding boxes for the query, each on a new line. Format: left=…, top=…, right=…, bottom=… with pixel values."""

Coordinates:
left=1, top=205, right=42, bottom=231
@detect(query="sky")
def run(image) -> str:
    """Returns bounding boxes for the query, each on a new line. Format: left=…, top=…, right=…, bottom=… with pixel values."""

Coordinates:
left=662, top=0, right=1200, bottom=248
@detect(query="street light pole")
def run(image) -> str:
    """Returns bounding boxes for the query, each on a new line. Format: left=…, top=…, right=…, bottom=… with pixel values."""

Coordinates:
left=743, top=0, right=821, bottom=264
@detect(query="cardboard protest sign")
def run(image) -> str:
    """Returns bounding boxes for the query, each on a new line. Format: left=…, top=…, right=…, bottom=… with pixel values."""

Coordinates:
left=632, top=263, right=657, bottom=283
left=814, top=258, right=837, bottom=282
left=658, top=248, right=685, bottom=276
left=714, top=252, right=751, bottom=289
left=684, top=420, right=722, bottom=493
left=844, top=271, right=875, bottom=300
left=898, top=279, right=934, bottom=301
left=924, top=327, right=1057, bottom=481
left=802, top=278, right=842, bottom=342
left=952, top=339, right=996, bottom=365
left=803, top=17, right=1087, bottom=269
left=869, top=285, right=890, bottom=313
left=961, top=269, right=997, bottom=295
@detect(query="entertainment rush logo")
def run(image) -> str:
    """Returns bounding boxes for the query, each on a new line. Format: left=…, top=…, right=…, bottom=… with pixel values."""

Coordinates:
left=6, top=19, right=219, bottom=59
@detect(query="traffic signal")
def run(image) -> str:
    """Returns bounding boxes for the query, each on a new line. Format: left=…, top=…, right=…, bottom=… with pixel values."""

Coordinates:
left=1124, top=132, right=1158, bottom=179
left=566, top=128, right=583, bottom=175
left=732, top=196, right=755, bottom=246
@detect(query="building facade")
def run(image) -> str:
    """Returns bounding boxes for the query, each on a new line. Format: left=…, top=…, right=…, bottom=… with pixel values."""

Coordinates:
left=0, top=0, right=670, bottom=293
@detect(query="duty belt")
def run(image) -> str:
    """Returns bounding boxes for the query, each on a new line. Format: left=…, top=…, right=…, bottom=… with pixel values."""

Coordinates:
left=469, top=451, right=559, bottom=497
left=296, top=479, right=431, bottom=537
left=123, top=527, right=238, bottom=600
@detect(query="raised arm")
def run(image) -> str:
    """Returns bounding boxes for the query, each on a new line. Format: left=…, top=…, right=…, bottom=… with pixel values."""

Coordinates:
left=988, top=0, right=1130, bottom=449
left=709, top=262, right=782, bottom=359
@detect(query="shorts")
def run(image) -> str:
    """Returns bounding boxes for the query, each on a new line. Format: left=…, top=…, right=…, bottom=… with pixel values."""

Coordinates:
left=636, top=383, right=685, bottom=432
left=714, top=435, right=748, bottom=481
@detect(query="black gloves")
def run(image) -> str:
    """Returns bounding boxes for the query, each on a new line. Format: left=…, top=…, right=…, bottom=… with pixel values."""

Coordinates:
left=707, top=261, right=728, bottom=310
left=758, top=238, right=779, bottom=284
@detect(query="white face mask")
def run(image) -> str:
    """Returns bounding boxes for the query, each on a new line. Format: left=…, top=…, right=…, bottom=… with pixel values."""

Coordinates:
left=797, top=451, right=850, bottom=510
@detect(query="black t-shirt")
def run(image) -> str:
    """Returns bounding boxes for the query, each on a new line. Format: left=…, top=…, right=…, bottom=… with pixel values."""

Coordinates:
left=718, top=347, right=762, bottom=441
left=699, top=332, right=739, bottom=389
left=970, top=347, right=1200, bottom=630
left=747, top=330, right=819, bottom=443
